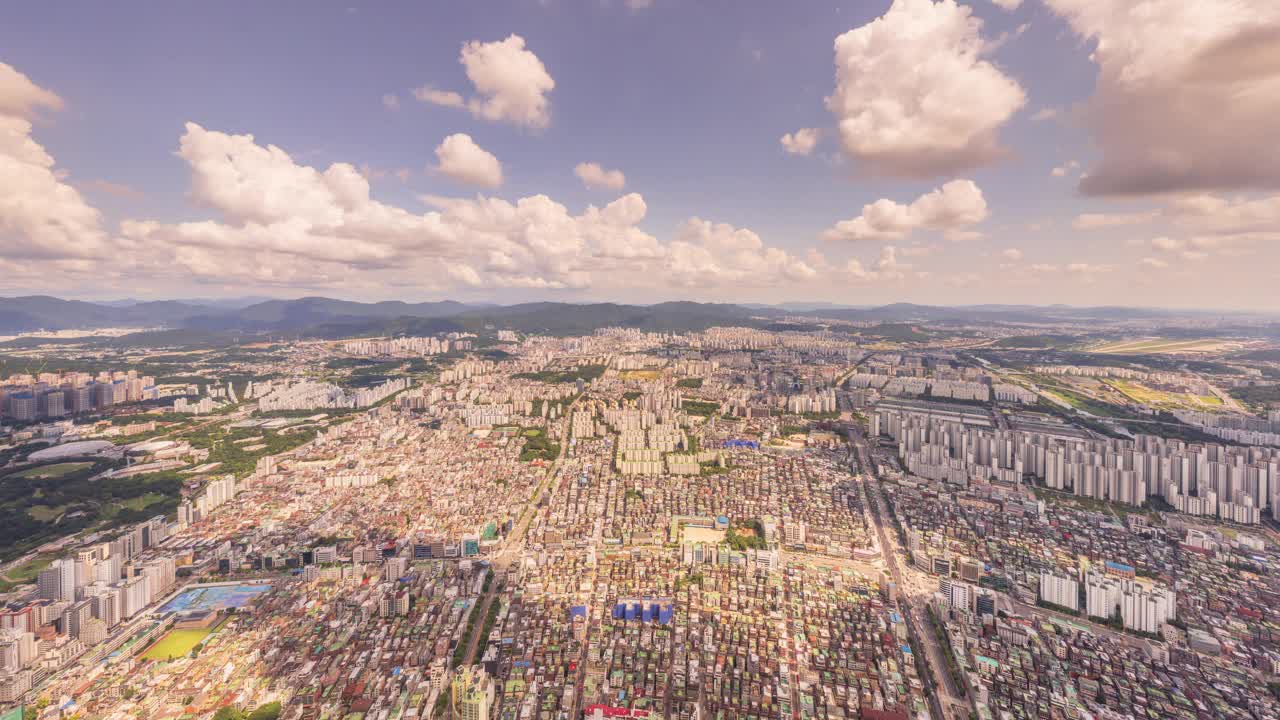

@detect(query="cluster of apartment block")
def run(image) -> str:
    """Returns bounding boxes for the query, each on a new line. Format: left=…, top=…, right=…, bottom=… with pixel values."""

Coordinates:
left=875, top=405, right=1279, bottom=524
left=847, top=373, right=993, bottom=402
left=1, top=518, right=178, bottom=701
left=600, top=405, right=693, bottom=475
left=1038, top=563, right=1176, bottom=634
left=1034, top=365, right=1214, bottom=395
left=255, top=377, right=409, bottom=411
left=340, top=335, right=456, bottom=356
left=1176, top=410, right=1280, bottom=447
left=1, top=371, right=158, bottom=421
left=175, top=457, right=272, bottom=527
left=785, top=389, right=837, bottom=414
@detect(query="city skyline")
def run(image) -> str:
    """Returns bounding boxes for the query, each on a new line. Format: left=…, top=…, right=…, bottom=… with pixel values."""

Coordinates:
left=2, top=0, right=1278, bottom=309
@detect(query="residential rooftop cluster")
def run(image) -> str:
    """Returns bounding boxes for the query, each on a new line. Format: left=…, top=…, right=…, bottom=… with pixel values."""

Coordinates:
left=1, top=320, right=1279, bottom=720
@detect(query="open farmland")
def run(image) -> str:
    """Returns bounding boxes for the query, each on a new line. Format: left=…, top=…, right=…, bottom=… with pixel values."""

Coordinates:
left=1087, top=337, right=1241, bottom=355
left=1105, top=380, right=1223, bottom=409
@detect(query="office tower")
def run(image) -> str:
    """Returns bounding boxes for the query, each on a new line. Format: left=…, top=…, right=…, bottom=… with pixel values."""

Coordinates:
left=37, top=566, right=62, bottom=602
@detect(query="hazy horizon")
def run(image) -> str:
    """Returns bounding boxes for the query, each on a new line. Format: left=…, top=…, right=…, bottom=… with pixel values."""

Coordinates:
left=2, top=293, right=1276, bottom=320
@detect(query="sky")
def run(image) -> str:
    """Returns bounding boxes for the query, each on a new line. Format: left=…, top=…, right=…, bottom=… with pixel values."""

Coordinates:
left=1, top=0, right=1278, bottom=309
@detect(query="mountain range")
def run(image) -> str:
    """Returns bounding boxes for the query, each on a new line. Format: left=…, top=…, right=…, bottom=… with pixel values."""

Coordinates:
left=0, top=295, right=1269, bottom=340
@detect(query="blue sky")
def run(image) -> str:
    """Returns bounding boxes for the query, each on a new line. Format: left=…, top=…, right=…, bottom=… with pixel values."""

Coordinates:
left=1, top=0, right=1277, bottom=308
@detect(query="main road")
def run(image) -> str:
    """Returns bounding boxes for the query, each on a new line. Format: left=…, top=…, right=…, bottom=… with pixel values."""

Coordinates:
left=848, top=423, right=970, bottom=720
left=460, top=406, right=576, bottom=669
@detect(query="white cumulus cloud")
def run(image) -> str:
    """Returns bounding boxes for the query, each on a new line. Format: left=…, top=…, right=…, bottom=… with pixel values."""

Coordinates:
left=780, top=128, right=821, bottom=156
left=1071, top=211, right=1159, bottom=230
left=412, top=85, right=464, bottom=109
left=1065, top=262, right=1114, bottom=281
left=120, top=123, right=818, bottom=294
left=826, top=0, right=1026, bottom=177
left=847, top=245, right=911, bottom=281
left=0, top=59, right=838, bottom=296
left=667, top=219, right=818, bottom=287
left=574, top=162, right=626, bottom=191
left=0, top=62, right=107, bottom=259
left=176, top=121, right=387, bottom=226
left=417, top=35, right=555, bottom=130
left=1166, top=193, right=1280, bottom=236
left=434, top=133, right=504, bottom=189
left=0, top=62, right=63, bottom=118
left=823, top=179, right=988, bottom=241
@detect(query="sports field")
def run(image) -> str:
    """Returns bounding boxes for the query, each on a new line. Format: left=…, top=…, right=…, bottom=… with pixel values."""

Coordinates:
left=1088, top=338, right=1237, bottom=355
left=142, top=628, right=212, bottom=660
